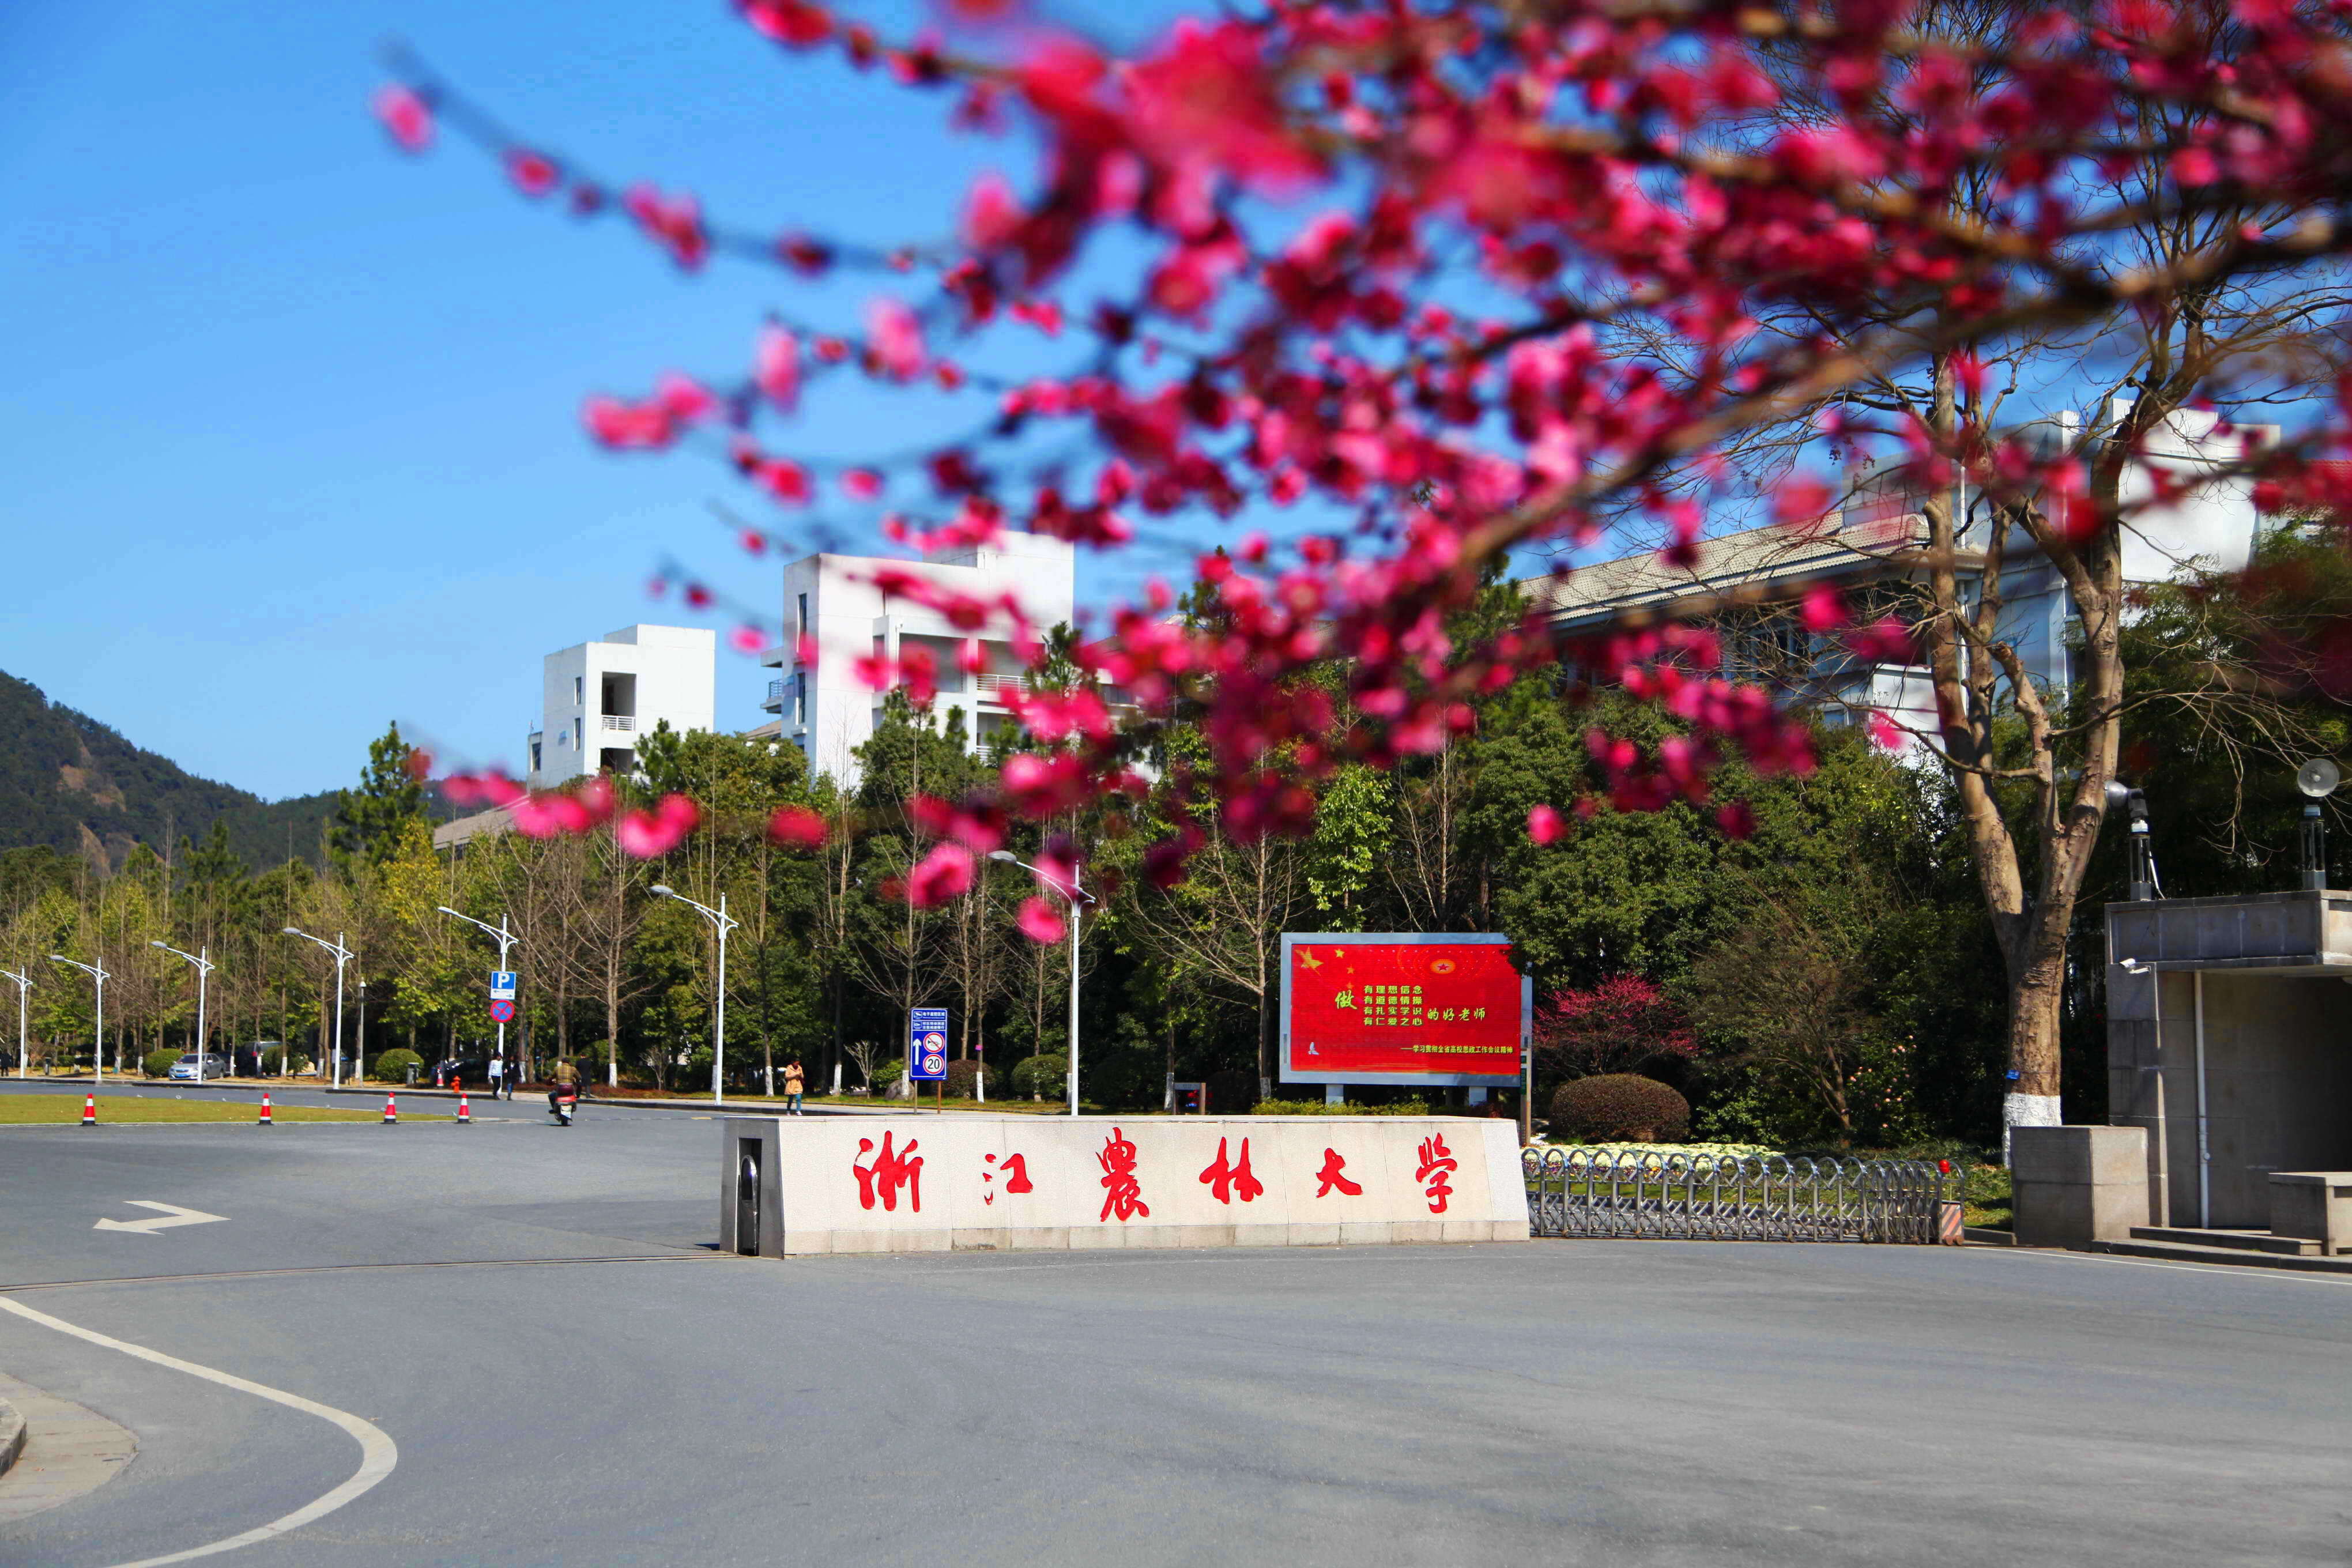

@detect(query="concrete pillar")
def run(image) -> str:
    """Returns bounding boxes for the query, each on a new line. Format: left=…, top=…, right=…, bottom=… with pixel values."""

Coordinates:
left=2011, top=1125, right=2150, bottom=1249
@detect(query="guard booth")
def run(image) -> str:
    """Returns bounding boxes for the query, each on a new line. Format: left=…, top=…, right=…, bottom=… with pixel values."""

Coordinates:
left=2108, top=891, right=2352, bottom=1228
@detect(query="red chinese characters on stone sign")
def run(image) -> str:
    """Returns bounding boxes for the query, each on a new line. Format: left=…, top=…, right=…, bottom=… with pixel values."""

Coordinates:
left=1415, top=1134, right=1457, bottom=1215
left=1314, top=1148, right=1363, bottom=1198
left=1198, top=1137, right=1264, bottom=1205
left=1098, top=1127, right=1149, bottom=1222
left=980, top=1150, right=1034, bottom=1207
left=853, top=1131, right=923, bottom=1213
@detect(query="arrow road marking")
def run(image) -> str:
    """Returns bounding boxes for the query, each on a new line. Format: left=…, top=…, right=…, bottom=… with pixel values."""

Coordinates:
left=93, top=1201, right=229, bottom=1236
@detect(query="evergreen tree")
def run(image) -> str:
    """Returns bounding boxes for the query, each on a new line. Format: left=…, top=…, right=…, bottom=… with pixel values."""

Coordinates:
left=330, top=723, right=425, bottom=868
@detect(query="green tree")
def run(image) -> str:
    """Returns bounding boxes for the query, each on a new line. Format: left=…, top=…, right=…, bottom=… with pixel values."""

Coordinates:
left=330, top=723, right=425, bottom=869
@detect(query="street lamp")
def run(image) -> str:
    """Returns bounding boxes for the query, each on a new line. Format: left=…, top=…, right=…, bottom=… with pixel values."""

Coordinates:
left=989, top=851, right=1095, bottom=1116
left=438, top=906, right=518, bottom=1083
left=1, top=968, right=29, bottom=1079
left=150, top=941, right=216, bottom=1083
left=48, top=954, right=110, bottom=1081
left=651, top=885, right=736, bottom=1105
left=282, top=928, right=353, bottom=1087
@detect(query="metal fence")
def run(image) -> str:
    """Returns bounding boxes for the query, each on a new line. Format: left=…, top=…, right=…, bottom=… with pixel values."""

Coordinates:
left=1522, top=1147, right=1952, bottom=1243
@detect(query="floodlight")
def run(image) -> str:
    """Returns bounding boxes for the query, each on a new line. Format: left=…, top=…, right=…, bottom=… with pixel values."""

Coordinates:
left=2296, top=757, right=2341, bottom=799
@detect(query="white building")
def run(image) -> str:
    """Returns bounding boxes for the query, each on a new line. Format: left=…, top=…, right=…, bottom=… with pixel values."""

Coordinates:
left=1526, top=402, right=2275, bottom=751
left=528, top=624, right=717, bottom=787
left=763, top=534, right=1078, bottom=782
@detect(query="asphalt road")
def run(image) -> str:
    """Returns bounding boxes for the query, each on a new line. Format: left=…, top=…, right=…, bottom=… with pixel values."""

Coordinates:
left=3, top=1085, right=2348, bottom=1566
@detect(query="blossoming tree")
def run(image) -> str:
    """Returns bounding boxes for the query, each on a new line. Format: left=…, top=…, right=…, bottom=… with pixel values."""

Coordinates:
left=380, top=0, right=2352, bottom=1148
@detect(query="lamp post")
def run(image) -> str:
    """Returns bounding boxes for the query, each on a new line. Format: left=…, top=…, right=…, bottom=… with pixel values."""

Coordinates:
left=1, top=968, right=29, bottom=1079
left=282, top=928, right=353, bottom=1087
left=651, top=885, right=736, bottom=1105
left=437, top=906, right=518, bottom=1087
left=48, top=955, right=110, bottom=1082
left=150, top=942, right=216, bottom=1083
left=989, top=851, right=1094, bottom=1116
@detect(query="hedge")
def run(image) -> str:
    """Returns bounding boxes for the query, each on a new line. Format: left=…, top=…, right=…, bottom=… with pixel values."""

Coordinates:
left=1549, top=1074, right=1691, bottom=1143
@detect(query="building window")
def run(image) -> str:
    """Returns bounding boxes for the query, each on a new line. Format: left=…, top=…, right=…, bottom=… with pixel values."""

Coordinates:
left=530, top=740, right=542, bottom=773
left=574, top=676, right=584, bottom=705
left=794, top=672, right=807, bottom=728
left=797, top=593, right=809, bottom=646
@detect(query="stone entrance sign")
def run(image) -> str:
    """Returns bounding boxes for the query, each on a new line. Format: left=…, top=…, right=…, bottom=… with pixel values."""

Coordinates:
left=719, top=1115, right=1531, bottom=1257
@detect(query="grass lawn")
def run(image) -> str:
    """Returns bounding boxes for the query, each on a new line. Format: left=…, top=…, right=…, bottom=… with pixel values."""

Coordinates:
left=0, top=1094, right=438, bottom=1125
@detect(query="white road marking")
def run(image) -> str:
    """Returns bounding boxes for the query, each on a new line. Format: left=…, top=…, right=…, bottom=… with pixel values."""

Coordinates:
left=93, top=1202, right=229, bottom=1237
left=0, top=1296, right=398, bottom=1565
left=1997, top=1246, right=2352, bottom=1286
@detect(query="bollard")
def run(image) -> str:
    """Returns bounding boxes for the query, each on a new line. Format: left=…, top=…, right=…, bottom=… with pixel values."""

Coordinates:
left=456, top=1091, right=471, bottom=1125
left=382, top=1093, right=398, bottom=1125
left=258, top=1093, right=274, bottom=1126
left=81, top=1094, right=96, bottom=1128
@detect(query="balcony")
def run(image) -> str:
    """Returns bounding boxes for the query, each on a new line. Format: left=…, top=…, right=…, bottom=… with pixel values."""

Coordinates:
left=601, top=714, right=636, bottom=733
left=971, top=672, right=1024, bottom=701
left=762, top=679, right=786, bottom=713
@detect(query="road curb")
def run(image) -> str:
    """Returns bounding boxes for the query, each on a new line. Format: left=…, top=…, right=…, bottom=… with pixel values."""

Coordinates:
left=321, top=1086, right=901, bottom=1115
left=0, top=1398, right=22, bottom=1479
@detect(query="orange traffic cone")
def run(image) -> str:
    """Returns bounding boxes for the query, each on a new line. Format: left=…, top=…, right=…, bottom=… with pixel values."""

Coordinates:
left=382, top=1093, right=398, bottom=1125
left=258, top=1093, right=273, bottom=1126
left=80, top=1094, right=96, bottom=1128
left=456, top=1091, right=471, bottom=1125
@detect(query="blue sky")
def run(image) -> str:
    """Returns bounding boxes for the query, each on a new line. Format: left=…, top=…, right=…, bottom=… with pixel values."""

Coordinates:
left=0, top=0, right=1214, bottom=801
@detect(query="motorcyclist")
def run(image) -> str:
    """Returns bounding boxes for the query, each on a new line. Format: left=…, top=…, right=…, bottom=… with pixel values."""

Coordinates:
left=549, top=1057, right=581, bottom=1122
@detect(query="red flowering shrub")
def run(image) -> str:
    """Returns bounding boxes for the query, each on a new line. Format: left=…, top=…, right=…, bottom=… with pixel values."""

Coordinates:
left=1536, top=976, right=1697, bottom=1080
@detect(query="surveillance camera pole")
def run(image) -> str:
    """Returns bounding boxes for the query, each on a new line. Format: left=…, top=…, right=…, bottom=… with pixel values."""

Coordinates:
left=150, top=942, right=216, bottom=1083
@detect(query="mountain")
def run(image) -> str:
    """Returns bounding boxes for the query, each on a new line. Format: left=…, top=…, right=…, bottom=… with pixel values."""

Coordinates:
left=0, top=669, right=344, bottom=871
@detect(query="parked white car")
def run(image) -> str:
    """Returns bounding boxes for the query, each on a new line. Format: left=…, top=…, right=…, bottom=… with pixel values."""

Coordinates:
left=167, top=1053, right=230, bottom=1081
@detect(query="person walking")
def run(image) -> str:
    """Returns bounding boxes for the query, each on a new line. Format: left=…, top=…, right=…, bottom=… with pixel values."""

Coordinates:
left=487, top=1054, right=504, bottom=1100
left=782, top=1058, right=805, bottom=1115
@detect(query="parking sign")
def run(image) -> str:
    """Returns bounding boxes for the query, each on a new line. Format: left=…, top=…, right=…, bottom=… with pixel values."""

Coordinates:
left=489, top=971, right=518, bottom=1001
left=909, top=1008, right=949, bottom=1081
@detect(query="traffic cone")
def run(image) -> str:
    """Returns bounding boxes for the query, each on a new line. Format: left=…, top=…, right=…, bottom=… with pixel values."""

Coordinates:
left=456, top=1091, right=471, bottom=1125
left=80, top=1094, right=96, bottom=1128
left=258, top=1094, right=273, bottom=1126
left=382, top=1093, right=398, bottom=1125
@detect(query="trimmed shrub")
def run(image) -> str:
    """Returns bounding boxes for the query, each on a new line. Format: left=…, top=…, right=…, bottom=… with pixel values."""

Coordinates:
left=370, top=1049, right=424, bottom=1084
left=1012, top=1053, right=1068, bottom=1099
left=1251, top=1098, right=1433, bottom=1116
left=1204, top=1068, right=1257, bottom=1114
left=1550, top=1074, right=1691, bottom=1143
left=941, top=1059, right=994, bottom=1099
left=144, top=1047, right=180, bottom=1080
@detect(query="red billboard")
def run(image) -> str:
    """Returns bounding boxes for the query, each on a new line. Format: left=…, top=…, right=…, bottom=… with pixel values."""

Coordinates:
left=1280, top=934, right=1527, bottom=1087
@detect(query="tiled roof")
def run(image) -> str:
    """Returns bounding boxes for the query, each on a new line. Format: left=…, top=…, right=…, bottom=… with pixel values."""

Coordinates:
left=1521, top=510, right=1940, bottom=625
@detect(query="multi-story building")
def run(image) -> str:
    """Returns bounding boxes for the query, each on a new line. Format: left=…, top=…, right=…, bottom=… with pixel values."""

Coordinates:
left=762, top=533, right=1079, bottom=782
left=1524, top=403, right=2275, bottom=748
left=527, top=624, right=717, bottom=788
